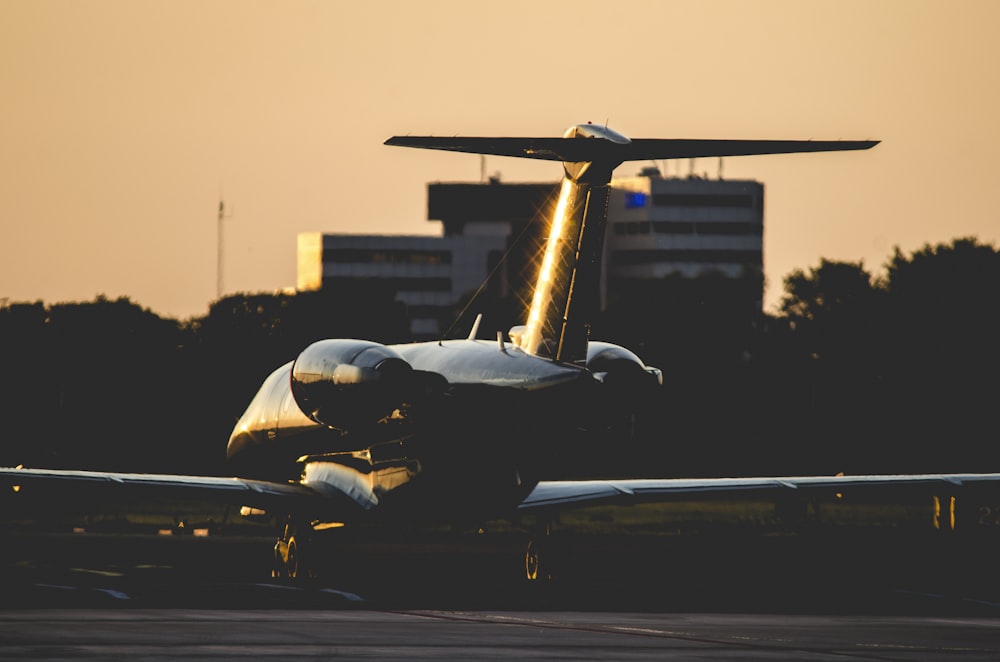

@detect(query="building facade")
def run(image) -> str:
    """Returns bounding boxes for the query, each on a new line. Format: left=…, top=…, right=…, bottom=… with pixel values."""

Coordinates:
left=606, top=172, right=765, bottom=308
left=297, top=231, right=508, bottom=338
left=298, top=173, right=764, bottom=337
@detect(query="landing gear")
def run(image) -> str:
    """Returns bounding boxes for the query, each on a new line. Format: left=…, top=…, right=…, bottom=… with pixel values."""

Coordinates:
left=273, top=518, right=313, bottom=582
left=525, top=537, right=547, bottom=581
left=525, top=520, right=554, bottom=581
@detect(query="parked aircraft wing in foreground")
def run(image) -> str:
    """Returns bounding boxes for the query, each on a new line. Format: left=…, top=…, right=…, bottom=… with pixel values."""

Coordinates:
left=6, top=123, right=994, bottom=583
left=520, top=474, right=1000, bottom=510
left=0, top=467, right=342, bottom=518
left=6, top=466, right=997, bottom=515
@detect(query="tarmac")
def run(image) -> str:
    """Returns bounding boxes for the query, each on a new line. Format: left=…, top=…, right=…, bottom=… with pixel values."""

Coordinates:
left=2, top=527, right=1000, bottom=659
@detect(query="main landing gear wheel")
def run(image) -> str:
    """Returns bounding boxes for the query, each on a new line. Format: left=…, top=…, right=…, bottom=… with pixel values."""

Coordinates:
left=525, top=521, right=554, bottom=581
left=525, top=538, right=546, bottom=581
left=285, top=536, right=301, bottom=579
left=273, top=519, right=311, bottom=582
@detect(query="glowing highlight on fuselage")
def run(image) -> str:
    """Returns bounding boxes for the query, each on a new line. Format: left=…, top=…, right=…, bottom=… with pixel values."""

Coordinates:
left=523, top=178, right=575, bottom=355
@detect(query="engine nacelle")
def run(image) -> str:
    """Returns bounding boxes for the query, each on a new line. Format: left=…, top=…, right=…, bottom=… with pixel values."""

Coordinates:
left=291, top=339, right=418, bottom=430
left=574, top=341, right=663, bottom=442
left=586, top=341, right=663, bottom=393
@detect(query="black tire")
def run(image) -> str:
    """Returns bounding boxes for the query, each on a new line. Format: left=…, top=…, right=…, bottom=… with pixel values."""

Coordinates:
left=286, top=537, right=300, bottom=580
left=525, top=538, right=544, bottom=581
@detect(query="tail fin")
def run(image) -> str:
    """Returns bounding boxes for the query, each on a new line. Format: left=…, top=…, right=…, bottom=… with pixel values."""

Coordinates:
left=386, top=124, right=878, bottom=364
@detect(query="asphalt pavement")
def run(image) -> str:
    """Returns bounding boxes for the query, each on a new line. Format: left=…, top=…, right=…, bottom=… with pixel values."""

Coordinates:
left=3, top=527, right=1000, bottom=660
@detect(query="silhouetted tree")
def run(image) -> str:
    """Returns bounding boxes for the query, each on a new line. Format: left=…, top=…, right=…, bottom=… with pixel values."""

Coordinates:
left=774, top=260, right=886, bottom=471
left=771, top=238, right=1000, bottom=473
left=0, top=296, right=189, bottom=471
left=3, top=237, right=996, bottom=478
left=592, top=271, right=771, bottom=477
left=877, top=237, right=1000, bottom=470
left=0, top=301, right=57, bottom=467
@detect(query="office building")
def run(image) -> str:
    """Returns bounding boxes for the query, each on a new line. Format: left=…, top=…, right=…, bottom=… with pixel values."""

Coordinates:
left=298, top=172, right=764, bottom=336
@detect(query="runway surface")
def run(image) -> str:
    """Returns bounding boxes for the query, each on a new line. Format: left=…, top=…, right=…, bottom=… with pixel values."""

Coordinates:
left=3, top=609, right=1000, bottom=660
left=2, top=528, right=1000, bottom=659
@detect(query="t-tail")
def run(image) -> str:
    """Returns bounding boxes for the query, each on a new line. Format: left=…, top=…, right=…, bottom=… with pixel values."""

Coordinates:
left=386, top=124, right=878, bottom=364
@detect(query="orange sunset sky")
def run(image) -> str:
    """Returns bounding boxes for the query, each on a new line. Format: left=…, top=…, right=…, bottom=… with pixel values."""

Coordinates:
left=2, top=0, right=998, bottom=319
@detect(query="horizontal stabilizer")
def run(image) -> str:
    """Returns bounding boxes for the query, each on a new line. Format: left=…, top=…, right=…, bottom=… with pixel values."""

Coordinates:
left=385, top=135, right=879, bottom=164
left=625, top=138, right=879, bottom=161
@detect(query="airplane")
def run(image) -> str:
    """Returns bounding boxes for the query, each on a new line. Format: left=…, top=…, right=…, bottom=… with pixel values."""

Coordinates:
left=4, top=122, right=999, bottom=583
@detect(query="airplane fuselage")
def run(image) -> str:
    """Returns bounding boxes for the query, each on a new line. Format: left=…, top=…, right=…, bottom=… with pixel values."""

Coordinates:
left=225, top=335, right=654, bottom=524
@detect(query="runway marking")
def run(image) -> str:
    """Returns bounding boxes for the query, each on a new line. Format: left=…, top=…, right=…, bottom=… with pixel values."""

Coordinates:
left=856, top=642, right=982, bottom=653
left=399, top=611, right=942, bottom=661
left=319, top=587, right=365, bottom=601
left=249, top=582, right=301, bottom=591
left=68, top=567, right=124, bottom=577
left=897, top=588, right=1000, bottom=610
left=247, top=582, right=366, bottom=601
left=34, top=584, right=131, bottom=600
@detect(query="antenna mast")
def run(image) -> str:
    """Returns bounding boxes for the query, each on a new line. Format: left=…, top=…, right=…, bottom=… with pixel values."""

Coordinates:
left=217, top=197, right=234, bottom=299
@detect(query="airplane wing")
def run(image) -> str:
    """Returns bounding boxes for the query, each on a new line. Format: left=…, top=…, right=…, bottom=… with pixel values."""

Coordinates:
left=8, top=466, right=999, bottom=531
left=519, top=474, right=1000, bottom=511
left=0, top=466, right=361, bottom=522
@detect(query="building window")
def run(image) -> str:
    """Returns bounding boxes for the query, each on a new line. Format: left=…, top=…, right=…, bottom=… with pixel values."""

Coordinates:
left=651, top=221, right=696, bottom=235
left=615, top=222, right=651, bottom=235
left=405, top=304, right=450, bottom=318
left=652, top=221, right=761, bottom=236
left=625, top=191, right=648, bottom=208
left=652, top=193, right=755, bottom=208
left=610, top=249, right=761, bottom=266
left=323, top=248, right=452, bottom=265
left=694, top=222, right=763, bottom=236
left=322, top=276, right=452, bottom=292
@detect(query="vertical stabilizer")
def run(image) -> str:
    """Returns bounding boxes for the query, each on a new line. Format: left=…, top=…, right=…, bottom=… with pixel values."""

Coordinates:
left=522, top=178, right=609, bottom=363
left=385, top=124, right=877, bottom=363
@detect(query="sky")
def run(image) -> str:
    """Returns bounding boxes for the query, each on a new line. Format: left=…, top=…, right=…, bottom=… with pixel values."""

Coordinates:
left=2, top=0, right=998, bottom=321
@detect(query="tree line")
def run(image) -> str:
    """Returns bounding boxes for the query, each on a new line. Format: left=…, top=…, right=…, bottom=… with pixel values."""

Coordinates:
left=0, top=237, right=996, bottom=478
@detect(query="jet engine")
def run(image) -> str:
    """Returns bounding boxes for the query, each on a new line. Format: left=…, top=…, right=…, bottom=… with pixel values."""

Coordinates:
left=291, top=339, right=436, bottom=431
left=587, top=341, right=663, bottom=414
left=586, top=341, right=663, bottom=392
left=583, top=341, right=662, bottom=440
